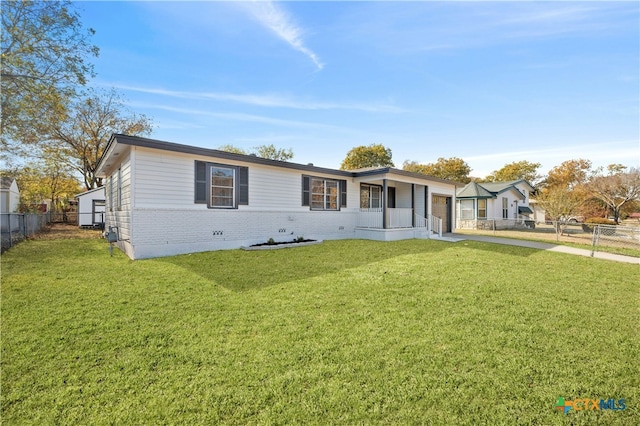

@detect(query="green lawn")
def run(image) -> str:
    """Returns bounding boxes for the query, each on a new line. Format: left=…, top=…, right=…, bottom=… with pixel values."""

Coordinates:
left=1, top=238, right=638, bottom=424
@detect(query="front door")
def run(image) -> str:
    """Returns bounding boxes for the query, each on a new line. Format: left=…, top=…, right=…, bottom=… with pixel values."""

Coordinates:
left=432, top=195, right=452, bottom=232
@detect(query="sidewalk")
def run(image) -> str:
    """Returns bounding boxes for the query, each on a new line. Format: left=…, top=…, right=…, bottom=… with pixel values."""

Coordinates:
left=450, top=234, right=640, bottom=265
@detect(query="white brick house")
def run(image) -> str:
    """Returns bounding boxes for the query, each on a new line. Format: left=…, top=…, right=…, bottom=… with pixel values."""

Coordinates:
left=96, top=134, right=461, bottom=259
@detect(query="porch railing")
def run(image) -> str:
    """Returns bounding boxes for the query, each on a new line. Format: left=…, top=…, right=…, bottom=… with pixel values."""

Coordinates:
left=414, top=213, right=428, bottom=229
left=357, top=209, right=442, bottom=237
left=431, top=216, right=442, bottom=237
left=388, top=208, right=413, bottom=228
left=357, top=208, right=383, bottom=228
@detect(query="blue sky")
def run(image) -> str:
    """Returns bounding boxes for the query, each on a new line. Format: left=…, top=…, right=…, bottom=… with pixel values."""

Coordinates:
left=80, top=0, right=639, bottom=178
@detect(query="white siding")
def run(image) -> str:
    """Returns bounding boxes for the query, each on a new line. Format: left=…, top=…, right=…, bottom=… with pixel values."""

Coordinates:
left=132, top=147, right=356, bottom=211
left=104, top=153, right=133, bottom=255
left=414, top=185, right=426, bottom=218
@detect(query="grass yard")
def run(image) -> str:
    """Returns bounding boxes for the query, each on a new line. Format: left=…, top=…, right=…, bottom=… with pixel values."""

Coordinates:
left=1, top=237, right=638, bottom=424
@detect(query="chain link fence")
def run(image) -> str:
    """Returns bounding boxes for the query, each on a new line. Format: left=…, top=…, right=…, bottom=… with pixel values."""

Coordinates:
left=590, top=224, right=640, bottom=257
left=1, top=213, right=50, bottom=252
left=456, top=219, right=640, bottom=258
left=1, top=212, right=105, bottom=253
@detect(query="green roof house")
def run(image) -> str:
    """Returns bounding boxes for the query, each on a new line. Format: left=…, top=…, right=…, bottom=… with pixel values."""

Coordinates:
left=456, top=179, right=535, bottom=230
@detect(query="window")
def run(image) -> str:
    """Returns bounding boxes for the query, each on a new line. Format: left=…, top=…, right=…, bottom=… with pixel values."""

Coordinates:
left=360, top=184, right=381, bottom=208
left=460, top=199, right=474, bottom=220
left=302, top=175, right=346, bottom=210
left=195, top=161, right=248, bottom=208
left=211, top=166, right=235, bottom=208
left=478, top=199, right=487, bottom=219
left=502, top=197, right=508, bottom=219
left=312, top=178, right=337, bottom=210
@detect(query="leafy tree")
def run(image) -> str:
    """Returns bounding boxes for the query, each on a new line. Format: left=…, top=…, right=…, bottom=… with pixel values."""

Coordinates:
left=484, top=160, right=541, bottom=184
left=403, top=157, right=471, bottom=183
left=588, top=167, right=640, bottom=223
left=13, top=160, right=82, bottom=213
left=402, top=160, right=429, bottom=175
left=218, top=144, right=293, bottom=161
left=217, top=144, right=248, bottom=155
left=1, top=0, right=98, bottom=149
left=340, top=144, right=394, bottom=170
left=253, top=144, right=293, bottom=161
left=544, top=159, right=592, bottom=190
left=46, top=88, right=153, bottom=190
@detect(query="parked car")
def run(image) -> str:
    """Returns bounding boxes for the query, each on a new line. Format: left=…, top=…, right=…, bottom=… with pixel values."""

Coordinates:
left=560, top=215, right=585, bottom=223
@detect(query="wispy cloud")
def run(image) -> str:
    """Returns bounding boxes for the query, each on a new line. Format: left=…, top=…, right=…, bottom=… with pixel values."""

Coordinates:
left=113, top=84, right=403, bottom=113
left=128, top=102, right=345, bottom=131
left=345, top=2, right=637, bottom=54
left=243, top=1, right=324, bottom=70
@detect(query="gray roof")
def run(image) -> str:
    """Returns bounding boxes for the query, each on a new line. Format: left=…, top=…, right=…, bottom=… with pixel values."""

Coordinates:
left=457, top=179, right=533, bottom=199
left=98, top=134, right=464, bottom=187
left=457, top=182, right=494, bottom=198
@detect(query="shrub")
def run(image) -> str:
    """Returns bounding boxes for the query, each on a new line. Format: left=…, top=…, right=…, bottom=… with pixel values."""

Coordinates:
left=267, top=237, right=275, bottom=245
left=582, top=217, right=617, bottom=233
left=585, top=217, right=616, bottom=225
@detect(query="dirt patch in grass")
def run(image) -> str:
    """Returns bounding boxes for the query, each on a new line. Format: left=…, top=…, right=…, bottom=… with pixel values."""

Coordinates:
left=31, top=223, right=103, bottom=240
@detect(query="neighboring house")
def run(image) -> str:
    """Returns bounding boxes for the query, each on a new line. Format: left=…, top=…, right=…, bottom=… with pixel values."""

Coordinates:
left=456, top=179, right=535, bottom=230
left=96, top=134, right=462, bottom=259
left=528, top=198, right=546, bottom=224
left=75, top=187, right=106, bottom=228
left=1, top=177, right=20, bottom=213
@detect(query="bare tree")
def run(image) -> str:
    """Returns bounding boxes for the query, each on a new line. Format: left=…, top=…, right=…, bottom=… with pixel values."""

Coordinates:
left=536, top=186, right=584, bottom=240
left=588, top=168, right=640, bottom=223
left=46, top=88, right=153, bottom=189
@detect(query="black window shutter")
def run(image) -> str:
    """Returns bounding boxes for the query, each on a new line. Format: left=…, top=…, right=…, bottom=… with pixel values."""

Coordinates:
left=302, top=176, right=310, bottom=206
left=340, top=180, right=347, bottom=208
left=195, top=161, right=207, bottom=204
left=238, top=166, right=249, bottom=205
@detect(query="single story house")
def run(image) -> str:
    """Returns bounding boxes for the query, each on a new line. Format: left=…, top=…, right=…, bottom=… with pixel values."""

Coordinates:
left=456, top=179, right=535, bottom=230
left=96, top=134, right=462, bottom=259
left=75, top=187, right=106, bottom=228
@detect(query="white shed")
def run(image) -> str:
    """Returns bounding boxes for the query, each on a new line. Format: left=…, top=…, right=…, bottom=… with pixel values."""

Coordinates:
left=74, top=187, right=106, bottom=228
left=1, top=177, right=20, bottom=213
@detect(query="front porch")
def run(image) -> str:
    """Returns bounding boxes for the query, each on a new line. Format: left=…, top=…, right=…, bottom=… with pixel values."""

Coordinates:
left=355, top=208, right=442, bottom=241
